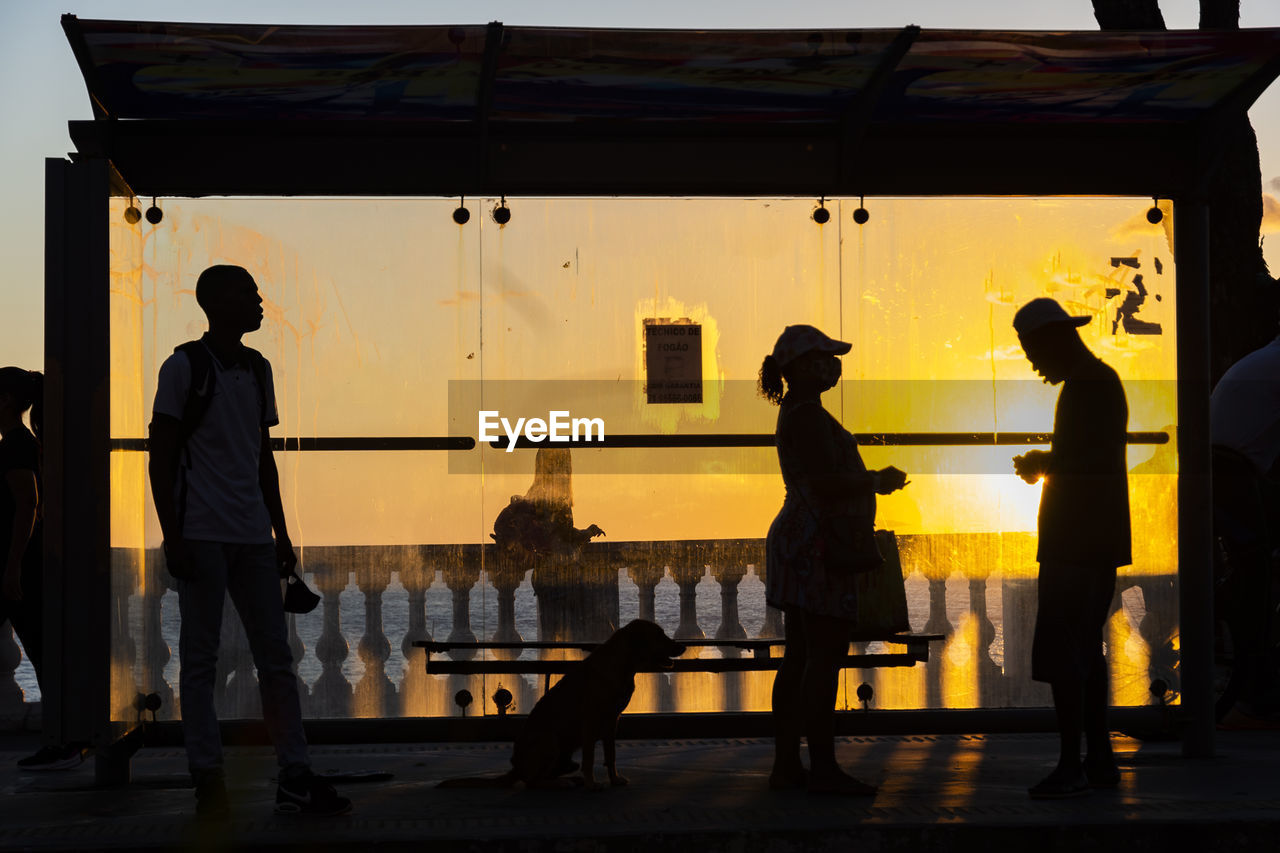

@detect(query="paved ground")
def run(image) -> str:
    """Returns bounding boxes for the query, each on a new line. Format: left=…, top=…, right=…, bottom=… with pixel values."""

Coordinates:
left=2, top=729, right=1279, bottom=851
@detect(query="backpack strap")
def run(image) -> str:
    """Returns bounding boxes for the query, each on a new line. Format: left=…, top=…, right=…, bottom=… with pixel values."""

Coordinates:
left=242, top=346, right=270, bottom=428
left=172, top=340, right=215, bottom=534
left=176, top=340, right=271, bottom=434
left=175, top=340, right=216, bottom=445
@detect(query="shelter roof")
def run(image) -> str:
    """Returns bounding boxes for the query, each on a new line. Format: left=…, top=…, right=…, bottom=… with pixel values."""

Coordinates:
left=61, top=16, right=1280, bottom=197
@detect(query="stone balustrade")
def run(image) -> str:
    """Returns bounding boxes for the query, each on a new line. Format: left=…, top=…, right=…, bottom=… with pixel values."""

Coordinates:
left=1, top=534, right=1181, bottom=723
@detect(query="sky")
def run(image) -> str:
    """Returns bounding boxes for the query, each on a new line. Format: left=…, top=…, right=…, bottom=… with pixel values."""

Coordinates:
left=2, top=0, right=1279, bottom=370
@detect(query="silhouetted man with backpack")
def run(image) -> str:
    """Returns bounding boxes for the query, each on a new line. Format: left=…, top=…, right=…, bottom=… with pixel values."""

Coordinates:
left=149, top=265, right=349, bottom=819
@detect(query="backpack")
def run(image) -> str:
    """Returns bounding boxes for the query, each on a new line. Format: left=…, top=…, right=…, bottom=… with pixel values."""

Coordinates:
left=170, top=339, right=270, bottom=529
left=174, top=340, right=269, bottom=443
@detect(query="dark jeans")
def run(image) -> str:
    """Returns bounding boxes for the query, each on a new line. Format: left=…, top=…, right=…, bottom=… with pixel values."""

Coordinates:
left=177, top=540, right=309, bottom=779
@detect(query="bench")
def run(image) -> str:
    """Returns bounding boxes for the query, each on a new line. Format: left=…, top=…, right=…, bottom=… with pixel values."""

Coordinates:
left=414, top=634, right=945, bottom=699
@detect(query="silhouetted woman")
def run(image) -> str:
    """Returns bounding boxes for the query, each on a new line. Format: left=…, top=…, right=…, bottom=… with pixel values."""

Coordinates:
left=0, top=368, right=81, bottom=769
left=760, top=326, right=907, bottom=795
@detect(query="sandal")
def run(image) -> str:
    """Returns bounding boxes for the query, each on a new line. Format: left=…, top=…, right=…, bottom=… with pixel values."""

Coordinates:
left=768, top=764, right=808, bottom=791
left=808, top=774, right=877, bottom=797
left=1028, top=768, right=1091, bottom=799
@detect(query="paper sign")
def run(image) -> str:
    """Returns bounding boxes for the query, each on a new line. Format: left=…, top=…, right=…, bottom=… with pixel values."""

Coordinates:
left=644, top=320, right=702, bottom=404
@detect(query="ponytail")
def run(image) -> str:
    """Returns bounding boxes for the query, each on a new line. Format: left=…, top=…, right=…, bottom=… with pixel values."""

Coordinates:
left=758, top=355, right=785, bottom=405
left=0, top=367, right=43, bottom=438
left=26, top=371, right=43, bottom=441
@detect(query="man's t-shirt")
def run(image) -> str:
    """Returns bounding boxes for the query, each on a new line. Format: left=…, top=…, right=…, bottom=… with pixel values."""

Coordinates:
left=152, top=343, right=279, bottom=543
left=0, top=423, right=40, bottom=560
left=1038, top=354, right=1132, bottom=568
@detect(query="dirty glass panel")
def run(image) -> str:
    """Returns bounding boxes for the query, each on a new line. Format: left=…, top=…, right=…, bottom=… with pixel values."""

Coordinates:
left=838, top=198, right=1178, bottom=711
left=108, top=197, right=150, bottom=725
left=108, top=199, right=483, bottom=721
left=108, top=196, right=1178, bottom=721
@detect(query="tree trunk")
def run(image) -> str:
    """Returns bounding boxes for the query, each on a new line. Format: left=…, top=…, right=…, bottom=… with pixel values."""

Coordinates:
left=1091, top=1, right=1164, bottom=29
left=1200, top=0, right=1240, bottom=30
left=1093, top=0, right=1271, bottom=384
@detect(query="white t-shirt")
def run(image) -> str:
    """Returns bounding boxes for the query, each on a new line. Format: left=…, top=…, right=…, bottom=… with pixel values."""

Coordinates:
left=152, top=343, right=280, bottom=543
left=1211, top=336, right=1280, bottom=475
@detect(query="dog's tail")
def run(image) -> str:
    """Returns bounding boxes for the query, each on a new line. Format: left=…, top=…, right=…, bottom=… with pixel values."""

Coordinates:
left=436, top=769, right=521, bottom=788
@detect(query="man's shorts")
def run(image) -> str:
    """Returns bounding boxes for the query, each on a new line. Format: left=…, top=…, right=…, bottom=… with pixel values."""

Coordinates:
left=1031, top=561, right=1118, bottom=684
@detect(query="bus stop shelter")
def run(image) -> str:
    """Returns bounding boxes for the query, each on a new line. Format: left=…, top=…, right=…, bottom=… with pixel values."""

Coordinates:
left=46, top=15, right=1280, bottom=776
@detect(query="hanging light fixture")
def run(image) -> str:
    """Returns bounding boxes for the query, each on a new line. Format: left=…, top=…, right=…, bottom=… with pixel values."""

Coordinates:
left=1146, top=197, right=1163, bottom=224
left=812, top=196, right=830, bottom=224
left=492, top=196, right=511, bottom=225
left=144, top=197, right=164, bottom=224
left=453, top=196, right=471, bottom=225
left=123, top=198, right=141, bottom=224
left=853, top=195, right=870, bottom=225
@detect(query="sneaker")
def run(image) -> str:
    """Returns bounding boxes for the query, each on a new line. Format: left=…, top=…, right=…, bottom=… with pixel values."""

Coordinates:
left=195, top=775, right=230, bottom=821
left=275, top=771, right=352, bottom=816
left=16, top=744, right=85, bottom=771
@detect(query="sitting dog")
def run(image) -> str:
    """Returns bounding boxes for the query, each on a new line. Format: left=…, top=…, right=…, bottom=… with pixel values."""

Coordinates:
left=438, top=620, right=686, bottom=790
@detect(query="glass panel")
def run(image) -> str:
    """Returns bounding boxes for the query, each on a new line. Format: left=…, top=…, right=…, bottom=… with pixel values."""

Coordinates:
left=109, top=196, right=1178, bottom=721
left=109, top=196, right=149, bottom=723
left=838, top=198, right=1177, bottom=710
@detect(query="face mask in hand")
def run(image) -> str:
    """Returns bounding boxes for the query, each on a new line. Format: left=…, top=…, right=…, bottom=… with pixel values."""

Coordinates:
left=282, top=571, right=321, bottom=614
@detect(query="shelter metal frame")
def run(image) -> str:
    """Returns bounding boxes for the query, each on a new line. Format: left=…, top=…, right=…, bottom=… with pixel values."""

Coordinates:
left=45, top=16, right=1280, bottom=781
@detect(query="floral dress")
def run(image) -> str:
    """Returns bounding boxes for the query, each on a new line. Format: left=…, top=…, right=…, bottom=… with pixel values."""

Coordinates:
left=765, top=394, right=876, bottom=621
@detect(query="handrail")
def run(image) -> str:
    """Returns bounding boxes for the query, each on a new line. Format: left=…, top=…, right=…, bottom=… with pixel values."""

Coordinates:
left=414, top=634, right=944, bottom=653
left=108, top=431, right=1169, bottom=452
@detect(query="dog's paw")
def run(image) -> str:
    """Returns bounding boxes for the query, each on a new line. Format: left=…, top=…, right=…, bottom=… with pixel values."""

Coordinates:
left=609, top=774, right=629, bottom=787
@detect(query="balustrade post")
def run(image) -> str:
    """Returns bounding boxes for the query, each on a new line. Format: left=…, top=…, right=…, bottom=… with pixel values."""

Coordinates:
left=711, top=563, right=748, bottom=711
left=139, top=549, right=174, bottom=717
left=969, top=574, right=1003, bottom=705
left=713, top=564, right=748, bottom=643
left=753, top=562, right=784, bottom=638
left=627, top=563, right=663, bottom=624
left=1000, top=577, right=1046, bottom=706
left=922, top=569, right=953, bottom=710
left=111, top=549, right=140, bottom=719
left=311, top=560, right=353, bottom=717
left=0, top=622, right=24, bottom=721
left=671, top=563, right=706, bottom=641
left=354, top=562, right=396, bottom=717
left=577, top=549, right=621, bottom=642
left=399, top=554, right=435, bottom=716
left=443, top=561, right=480, bottom=661
left=489, top=554, right=526, bottom=661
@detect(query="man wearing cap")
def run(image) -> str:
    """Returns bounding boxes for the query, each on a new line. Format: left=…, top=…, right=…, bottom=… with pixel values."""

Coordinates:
left=149, top=265, right=349, bottom=819
left=1012, top=297, right=1130, bottom=798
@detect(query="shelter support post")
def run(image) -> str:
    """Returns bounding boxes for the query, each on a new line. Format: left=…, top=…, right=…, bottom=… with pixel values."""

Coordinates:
left=43, top=158, right=114, bottom=773
left=1173, top=198, right=1214, bottom=758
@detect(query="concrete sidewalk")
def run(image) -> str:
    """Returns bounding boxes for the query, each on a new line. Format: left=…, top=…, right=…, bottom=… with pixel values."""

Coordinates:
left=2, top=730, right=1279, bottom=851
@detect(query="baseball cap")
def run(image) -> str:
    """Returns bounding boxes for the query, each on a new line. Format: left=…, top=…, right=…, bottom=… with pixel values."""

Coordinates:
left=1013, top=298, right=1091, bottom=338
left=771, top=324, right=852, bottom=367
